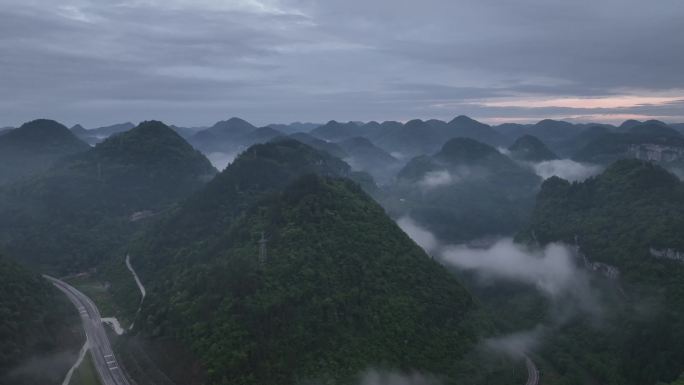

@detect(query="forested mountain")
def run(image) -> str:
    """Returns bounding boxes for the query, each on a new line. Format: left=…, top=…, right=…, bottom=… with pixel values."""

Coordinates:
left=126, top=144, right=483, bottom=383
left=337, top=136, right=401, bottom=184
left=0, top=119, right=89, bottom=186
left=495, top=119, right=588, bottom=149
left=71, top=122, right=136, bottom=145
left=287, top=132, right=349, bottom=159
left=189, top=117, right=284, bottom=155
left=520, top=159, right=684, bottom=384
left=386, top=137, right=541, bottom=242
left=268, top=122, right=322, bottom=135
left=310, top=120, right=366, bottom=141
left=365, top=117, right=504, bottom=159
left=0, top=255, right=81, bottom=385
left=0, top=121, right=216, bottom=271
left=508, top=135, right=558, bottom=162
left=574, top=121, right=684, bottom=166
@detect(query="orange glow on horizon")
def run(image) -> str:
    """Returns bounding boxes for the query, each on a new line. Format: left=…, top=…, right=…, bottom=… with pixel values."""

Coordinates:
left=479, top=95, right=684, bottom=109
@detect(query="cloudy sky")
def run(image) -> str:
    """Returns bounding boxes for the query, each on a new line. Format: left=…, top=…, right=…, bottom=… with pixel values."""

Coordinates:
left=2, top=0, right=683, bottom=127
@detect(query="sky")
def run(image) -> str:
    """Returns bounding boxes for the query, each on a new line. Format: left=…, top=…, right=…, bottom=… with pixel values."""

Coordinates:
left=1, top=0, right=684, bottom=128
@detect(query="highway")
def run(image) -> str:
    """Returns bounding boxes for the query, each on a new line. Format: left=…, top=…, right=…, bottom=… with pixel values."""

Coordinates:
left=525, top=355, right=540, bottom=385
left=45, top=275, right=132, bottom=385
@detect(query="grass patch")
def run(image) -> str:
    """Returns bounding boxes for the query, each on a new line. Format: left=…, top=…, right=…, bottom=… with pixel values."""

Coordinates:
left=69, top=351, right=101, bottom=385
left=66, top=274, right=132, bottom=328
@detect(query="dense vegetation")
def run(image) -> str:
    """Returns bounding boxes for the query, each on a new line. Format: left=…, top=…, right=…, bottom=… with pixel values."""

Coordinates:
left=135, top=176, right=481, bottom=384
left=574, top=121, right=684, bottom=166
left=0, top=119, right=89, bottom=186
left=337, top=136, right=400, bottom=184
left=0, top=121, right=216, bottom=272
left=508, top=134, right=558, bottom=162
left=386, top=137, right=541, bottom=242
left=520, top=159, right=684, bottom=384
left=115, top=140, right=512, bottom=384
left=189, top=117, right=283, bottom=154
left=0, top=255, right=81, bottom=385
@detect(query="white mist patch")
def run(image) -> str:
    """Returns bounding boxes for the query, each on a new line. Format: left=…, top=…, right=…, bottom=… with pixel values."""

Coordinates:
left=441, top=239, right=588, bottom=299
left=397, top=216, right=439, bottom=254
left=207, top=151, right=239, bottom=170
left=497, top=147, right=511, bottom=156
left=359, top=369, right=442, bottom=385
left=669, top=167, right=684, bottom=181
left=532, top=159, right=601, bottom=182
left=483, top=326, right=546, bottom=358
left=419, top=170, right=458, bottom=189
left=441, top=239, right=600, bottom=316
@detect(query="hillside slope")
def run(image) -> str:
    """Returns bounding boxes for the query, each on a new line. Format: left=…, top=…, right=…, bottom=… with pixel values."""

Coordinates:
left=0, top=119, right=89, bottom=185
left=134, top=175, right=479, bottom=385
left=0, top=121, right=216, bottom=271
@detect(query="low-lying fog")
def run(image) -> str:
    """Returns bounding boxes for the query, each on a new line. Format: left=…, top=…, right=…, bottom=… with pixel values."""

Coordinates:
left=531, top=159, right=602, bottom=182
left=398, top=216, right=603, bottom=359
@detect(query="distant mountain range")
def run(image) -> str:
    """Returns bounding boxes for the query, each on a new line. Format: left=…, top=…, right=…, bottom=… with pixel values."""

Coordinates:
left=508, top=135, right=559, bottom=162
left=387, top=137, right=541, bottom=242
left=0, top=121, right=216, bottom=271
left=0, top=119, right=90, bottom=186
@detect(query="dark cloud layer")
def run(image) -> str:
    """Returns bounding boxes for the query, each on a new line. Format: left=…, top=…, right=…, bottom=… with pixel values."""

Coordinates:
left=1, top=0, right=683, bottom=127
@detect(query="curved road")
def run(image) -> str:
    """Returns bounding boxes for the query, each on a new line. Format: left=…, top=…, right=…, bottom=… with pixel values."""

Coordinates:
left=525, top=355, right=539, bottom=385
left=45, top=275, right=132, bottom=385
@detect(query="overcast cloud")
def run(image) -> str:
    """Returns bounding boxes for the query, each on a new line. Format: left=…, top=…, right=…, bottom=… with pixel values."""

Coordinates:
left=1, top=0, right=683, bottom=127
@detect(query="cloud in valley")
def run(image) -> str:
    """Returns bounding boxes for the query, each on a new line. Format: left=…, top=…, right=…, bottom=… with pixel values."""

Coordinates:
left=418, top=170, right=458, bottom=189
left=358, top=369, right=442, bottom=385
left=532, top=159, right=602, bottom=182
left=397, top=216, right=440, bottom=254
left=483, top=326, right=547, bottom=358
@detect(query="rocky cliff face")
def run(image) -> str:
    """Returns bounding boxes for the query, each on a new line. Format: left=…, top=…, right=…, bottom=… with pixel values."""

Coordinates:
left=628, top=144, right=684, bottom=163
left=650, top=247, right=684, bottom=263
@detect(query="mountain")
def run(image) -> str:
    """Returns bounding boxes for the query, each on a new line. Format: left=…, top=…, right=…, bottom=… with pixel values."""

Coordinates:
left=0, top=121, right=216, bottom=271
left=496, top=119, right=585, bottom=150
left=0, top=127, right=12, bottom=136
left=521, top=159, right=684, bottom=384
left=287, top=132, right=349, bottom=159
left=372, top=119, right=444, bottom=158
left=126, top=142, right=481, bottom=384
left=627, top=120, right=681, bottom=137
left=93, top=122, right=136, bottom=136
left=618, top=119, right=643, bottom=131
left=71, top=122, right=136, bottom=145
left=672, top=123, right=684, bottom=134
left=309, top=120, right=366, bottom=141
left=369, top=117, right=504, bottom=160
left=189, top=118, right=283, bottom=157
left=447, top=115, right=504, bottom=146
left=337, top=137, right=400, bottom=184
left=170, top=125, right=206, bottom=139
left=574, top=121, right=684, bottom=166
left=508, top=135, right=558, bottom=162
left=388, top=138, right=541, bottom=242
left=0, top=254, right=81, bottom=385
left=554, top=124, right=612, bottom=157
left=70, top=124, right=88, bottom=136
left=268, top=122, right=322, bottom=135
left=0, top=119, right=90, bottom=186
